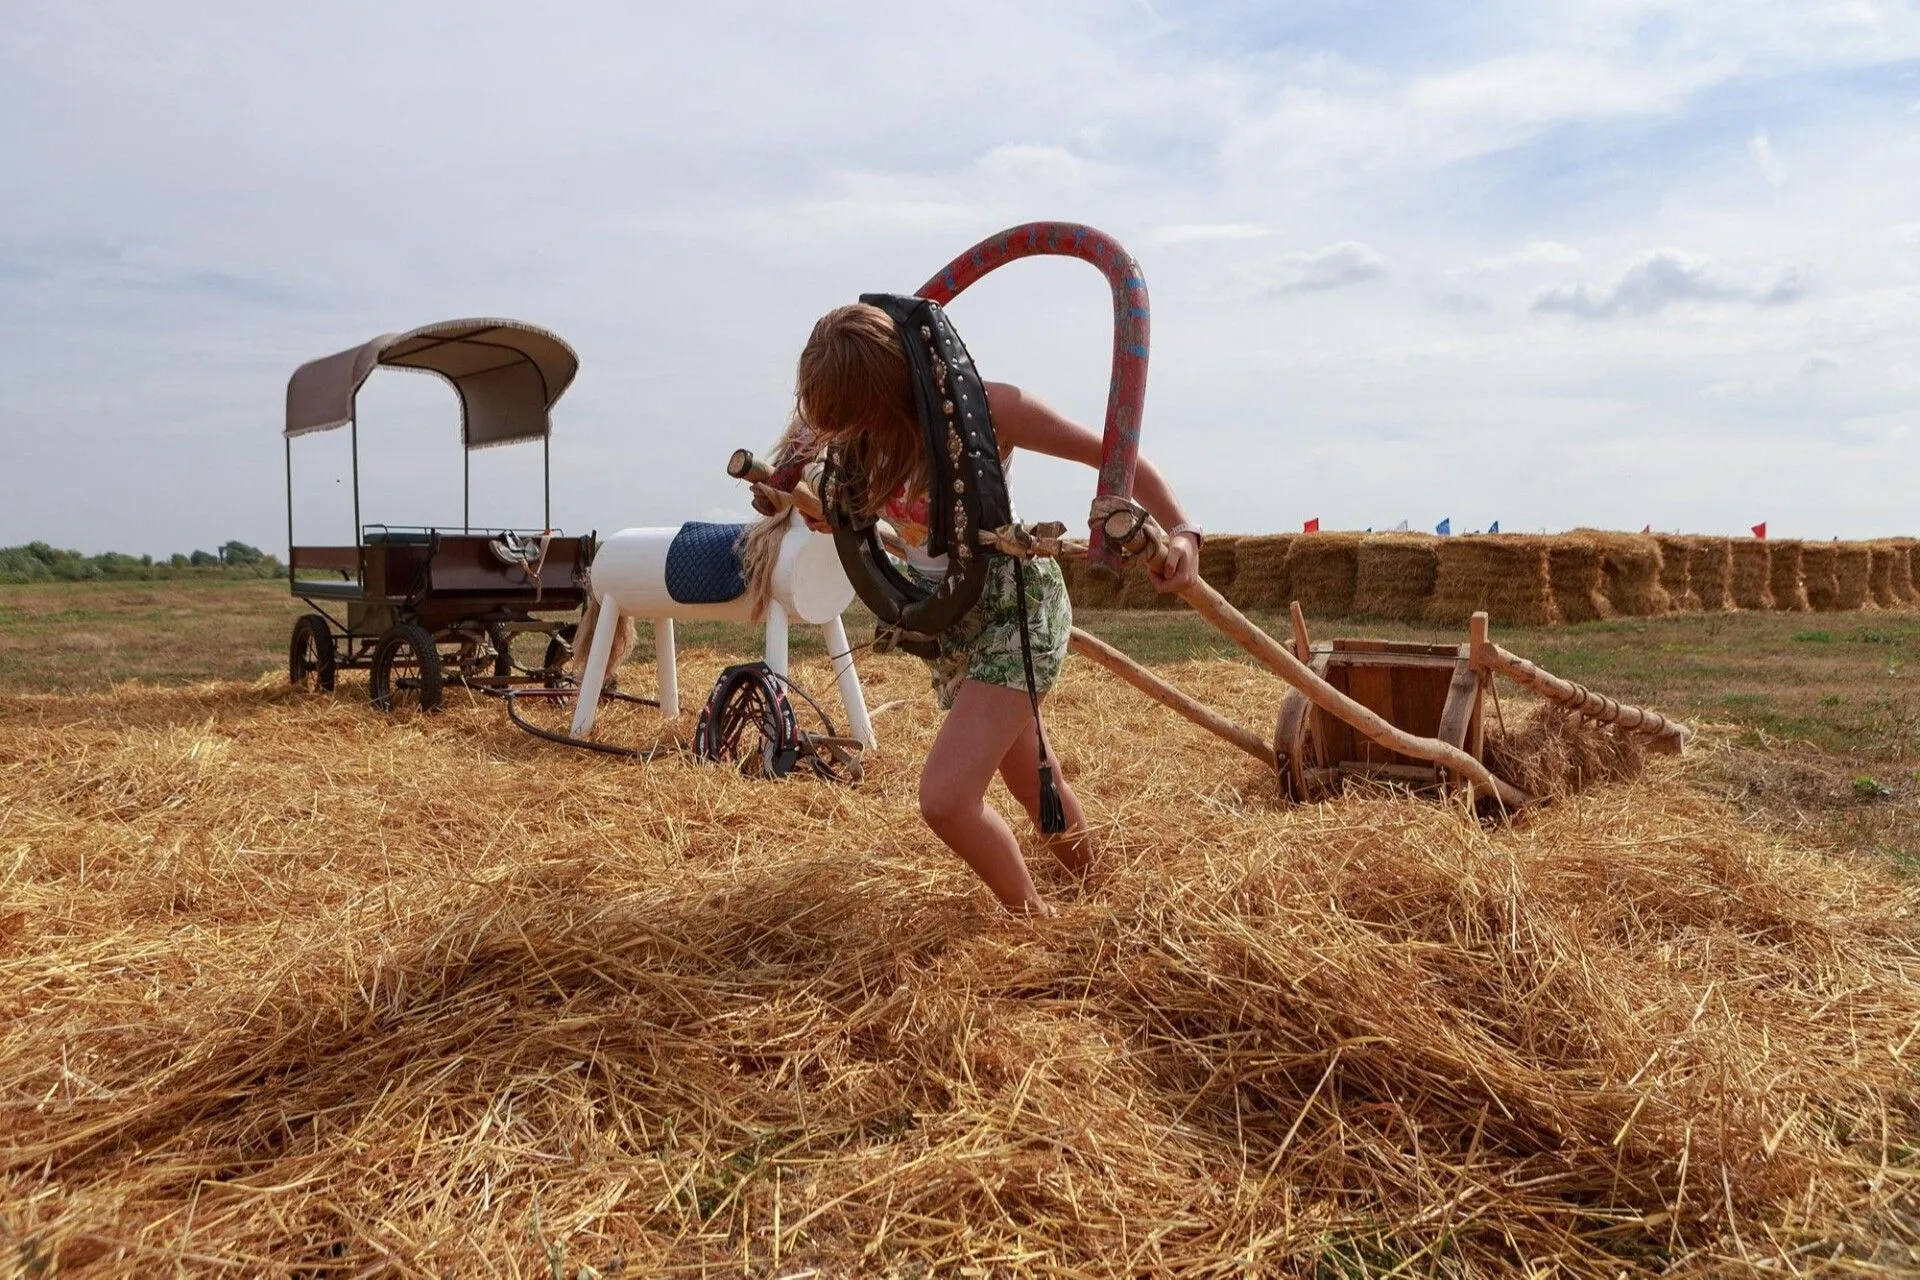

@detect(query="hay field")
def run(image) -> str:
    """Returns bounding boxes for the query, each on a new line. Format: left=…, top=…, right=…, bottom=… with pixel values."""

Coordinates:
left=5, top=646, right=1920, bottom=1276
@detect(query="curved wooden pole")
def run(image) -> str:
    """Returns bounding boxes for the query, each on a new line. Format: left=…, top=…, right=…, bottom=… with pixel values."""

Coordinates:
left=1467, top=613, right=1689, bottom=754
left=1103, top=509, right=1532, bottom=810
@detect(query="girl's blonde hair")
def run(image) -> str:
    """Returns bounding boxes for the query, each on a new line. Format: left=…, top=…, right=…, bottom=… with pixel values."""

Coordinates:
left=796, top=303, right=925, bottom=520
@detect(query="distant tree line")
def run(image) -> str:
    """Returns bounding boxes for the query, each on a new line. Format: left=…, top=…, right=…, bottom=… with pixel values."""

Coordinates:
left=0, top=540, right=287, bottom=584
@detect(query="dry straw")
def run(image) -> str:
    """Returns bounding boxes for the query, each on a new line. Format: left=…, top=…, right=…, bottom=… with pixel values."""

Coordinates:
left=1685, top=536, right=1734, bottom=612
left=1833, top=542, right=1872, bottom=611
left=1728, top=540, right=1774, bottom=610
left=1118, top=555, right=1179, bottom=610
left=1652, top=535, right=1699, bottom=612
left=1584, top=531, right=1672, bottom=617
left=1424, top=535, right=1556, bottom=626
left=1221, top=534, right=1293, bottom=611
left=1351, top=534, right=1438, bottom=621
left=1801, top=542, right=1841, bottom=612
left=1286, top=533, right=1363, bottom=618
left=1547, top=537, right=1611, bottom=624
left=4, top=660, right=1917, bottom=1275
left=1768, top=539, right=1810, bottom=612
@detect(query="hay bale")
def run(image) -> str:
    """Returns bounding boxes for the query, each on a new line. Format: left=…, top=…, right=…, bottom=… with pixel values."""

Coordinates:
left=1685, top=537, right=1734, bottom=612
left=1886, top=539, right=1918, bottom=606
left=1728, top=540, right=1773, bottom=610
left=1222, top=534, right=1293, bottom=611
left=1584, top=531, right=1671, bottom=617
left=1197, top=534, right=1238, bottom=593
left=1352, top=534, right=1438, bottom=621
left=1867, top=544, right=1900, bottom=609
left=1064, top=555, right=1121, bottom=609
left=1119, top=555, right=1179, bottom=609
left=1768, top=540, right=1810, bottom=612
left=1547, top=537, right=1611, bottom=624
left=1834, top=542, right=1872, bottom=610
left=1801, top=542, right=1841, bottom=612
left=1285, top=533, right=1361, bottom=618
left=1652, top=535, right=1699, bottom=612
left=1424, top=535, right=1557, bottom=627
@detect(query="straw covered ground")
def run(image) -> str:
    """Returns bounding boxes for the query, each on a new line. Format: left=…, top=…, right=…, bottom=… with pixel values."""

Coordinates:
left=5, top=651, right=1920, bottom=1277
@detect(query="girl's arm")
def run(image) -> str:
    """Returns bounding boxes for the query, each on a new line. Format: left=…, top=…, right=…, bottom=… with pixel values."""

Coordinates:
left=985, top=382, right=1199, bottom=591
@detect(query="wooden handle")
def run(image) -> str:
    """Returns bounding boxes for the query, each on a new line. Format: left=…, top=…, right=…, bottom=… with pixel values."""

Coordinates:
left=1065, top=628, right=1273, bottom=766
left=1467, top=613, right=1689, bottom=753
left=1103, top=510, right=1532, bottom=809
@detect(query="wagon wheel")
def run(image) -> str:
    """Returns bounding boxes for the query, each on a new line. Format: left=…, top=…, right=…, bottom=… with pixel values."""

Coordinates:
left=289, top=613, right=336, bottom=693
left=370, top=623, right=445, bottom=713
left=1273, top=690, right=1336, bottom=803
left=490, top=623, right=578, bottom=682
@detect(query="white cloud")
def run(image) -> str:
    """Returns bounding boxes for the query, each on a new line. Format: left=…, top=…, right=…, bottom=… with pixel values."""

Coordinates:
left=1533, top=250, right=1810, bottom=319
left=1801, top=353, right=1842, bottom=375
left=1749, top=130, right=1787, bottom=186
left=1475, top=240, right=1584, bottom=272
left=1265, top=240, right=1390, bottom=295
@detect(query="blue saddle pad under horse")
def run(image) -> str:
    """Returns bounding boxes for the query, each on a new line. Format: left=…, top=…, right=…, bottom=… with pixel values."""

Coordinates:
left=665, top=522, right=750, bottom=605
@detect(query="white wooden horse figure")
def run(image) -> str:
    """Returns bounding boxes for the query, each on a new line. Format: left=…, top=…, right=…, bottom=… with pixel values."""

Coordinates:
left=568, top=510, right=875, bottom=748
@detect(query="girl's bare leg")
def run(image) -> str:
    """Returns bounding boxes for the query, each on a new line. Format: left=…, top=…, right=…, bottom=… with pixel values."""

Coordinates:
left=919, top=679, right=1050, bottom=910
left=996, top=718, right=1093, bottom=874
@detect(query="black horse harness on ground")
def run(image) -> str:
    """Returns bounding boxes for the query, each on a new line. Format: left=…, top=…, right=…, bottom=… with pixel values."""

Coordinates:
left=819, top=294, right=1066, bottom=833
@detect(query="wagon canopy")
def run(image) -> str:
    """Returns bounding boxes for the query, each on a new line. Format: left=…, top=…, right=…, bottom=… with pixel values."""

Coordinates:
left=284, top=319, right=579, bottom=449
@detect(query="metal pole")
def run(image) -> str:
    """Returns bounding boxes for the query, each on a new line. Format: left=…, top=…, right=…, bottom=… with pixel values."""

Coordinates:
left=350, top=416, right=361, bottom=548
left=544, top=433, right=551, bottom=530
left=284, top=436, right=294, bottom=564
left=464, top=447, right=470, bottom=533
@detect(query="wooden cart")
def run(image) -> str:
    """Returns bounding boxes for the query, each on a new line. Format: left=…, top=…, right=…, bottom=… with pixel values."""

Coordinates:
left=282, top=319, right=592, bottom=712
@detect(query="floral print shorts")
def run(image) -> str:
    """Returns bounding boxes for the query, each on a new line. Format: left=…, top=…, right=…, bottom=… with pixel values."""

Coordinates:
left=915, top=555, right=1073, bottom=711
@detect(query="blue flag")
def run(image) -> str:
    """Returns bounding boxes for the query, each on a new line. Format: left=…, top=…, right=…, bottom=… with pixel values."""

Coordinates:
left=1435, top=517, right=1451, bottom=536
left=1488, top=520, right=1500, bottom=534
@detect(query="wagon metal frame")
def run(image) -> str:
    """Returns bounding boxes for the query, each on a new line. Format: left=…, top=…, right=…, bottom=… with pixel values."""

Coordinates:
left=282, top=319, right=594, bottom=711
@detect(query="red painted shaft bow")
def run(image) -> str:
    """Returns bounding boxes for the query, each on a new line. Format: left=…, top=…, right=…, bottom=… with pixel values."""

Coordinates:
left=917, top=222, right=1149, bottom=579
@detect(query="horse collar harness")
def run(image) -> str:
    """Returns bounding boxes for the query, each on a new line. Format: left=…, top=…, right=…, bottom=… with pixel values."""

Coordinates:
left=821, top=293, right=1011, bottom=660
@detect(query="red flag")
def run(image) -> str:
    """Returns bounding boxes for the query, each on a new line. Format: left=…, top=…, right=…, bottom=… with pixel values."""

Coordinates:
left=1751, top=522, right=1767, bottom=540
left=1641, top=524, right=1652, bottom=534
left=1302, top=517, right=1320, bottom=533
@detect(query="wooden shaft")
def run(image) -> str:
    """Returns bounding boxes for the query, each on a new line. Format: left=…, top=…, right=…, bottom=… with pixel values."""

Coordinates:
left=1103, top=510, right=1532, bottom=809
left=1289, top=601, right=1312, bottom=662
left=1064, top=627, right=1273, bottom=765
left=1467, top=617, right=1689, bottom=753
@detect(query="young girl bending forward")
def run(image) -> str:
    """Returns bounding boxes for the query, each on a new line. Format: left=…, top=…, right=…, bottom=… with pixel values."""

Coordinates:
left=795, top=303, right=1201, bottom=911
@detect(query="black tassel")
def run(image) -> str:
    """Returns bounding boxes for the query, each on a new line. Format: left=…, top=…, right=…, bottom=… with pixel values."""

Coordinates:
left=1037, top=763, right=1067, bottom=835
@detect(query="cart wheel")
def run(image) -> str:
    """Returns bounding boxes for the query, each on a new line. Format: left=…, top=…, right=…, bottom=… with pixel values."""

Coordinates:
left=370, top=623, right=445, bottom=713
left=289, top=613, right=336, bottom=692
left=542, top=623, right=578, bottom=679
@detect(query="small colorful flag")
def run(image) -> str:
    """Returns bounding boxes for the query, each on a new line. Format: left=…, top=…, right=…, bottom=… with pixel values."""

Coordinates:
left=1641, top=524, right=1652, bottom=534
left=1487, top=520, right=1500, bottom=534
left=1303, top=517, right=1320, bottom=533
left=1392, top=520, right=1409, bottom=533
left=1435, top=517, right=1451, bottom=536
left=1751, top=522, right=1767, bottom=539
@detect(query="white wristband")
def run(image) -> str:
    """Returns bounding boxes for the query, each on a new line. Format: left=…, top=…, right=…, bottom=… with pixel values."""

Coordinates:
left=1169, top=522, right=1205, bottom=547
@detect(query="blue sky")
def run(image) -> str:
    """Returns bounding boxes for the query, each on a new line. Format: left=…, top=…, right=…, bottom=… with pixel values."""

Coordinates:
left=2, top=1, right=1918, bottom=554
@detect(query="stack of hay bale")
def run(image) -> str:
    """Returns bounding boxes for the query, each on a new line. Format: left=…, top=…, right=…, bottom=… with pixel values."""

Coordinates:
left=1425, top=535, right=1557, bottom=627
left=1769, top=540, right=1811, bottom=612
left=1800, top=542, right=1841, bottom=612
left=1352, top=534, right=1439, bottom=621
left=1652, top=535, right=1699, bottom=612
left=1063, top=526, right=1917, bottom=621
left=1686, top=537, right=1734, bottom=612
